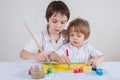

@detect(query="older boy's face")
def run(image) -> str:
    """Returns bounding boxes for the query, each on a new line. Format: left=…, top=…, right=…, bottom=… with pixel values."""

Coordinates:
left=69, top=30, right=85, bottom=48
left=48, top=12, right=68, bottom=34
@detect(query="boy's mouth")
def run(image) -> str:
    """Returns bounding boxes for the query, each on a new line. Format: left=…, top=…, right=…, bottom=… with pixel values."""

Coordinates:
left=73, top=41, right=78, bottom=44
left=54, top=29, right=61, bottom=32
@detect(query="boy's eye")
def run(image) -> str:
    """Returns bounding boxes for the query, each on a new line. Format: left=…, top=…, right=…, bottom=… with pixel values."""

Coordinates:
left=61, top=21, right=67, bottom=24
left=77, top=35, right=81, bottom=37
left=70, top=34, right=74, bottom=36
left=78, top=34, right=83, bottom=37
left=52, top=20, right=57, bottom=23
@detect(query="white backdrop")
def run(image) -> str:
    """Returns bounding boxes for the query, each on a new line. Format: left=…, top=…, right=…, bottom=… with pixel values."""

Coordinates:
left=0, top=0, right=120, bottom=61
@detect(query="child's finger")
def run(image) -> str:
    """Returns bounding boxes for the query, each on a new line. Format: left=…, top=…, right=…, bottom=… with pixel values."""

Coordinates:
left=92, top=62, right=96, bottom=66
left=38, top=53, right=48, bottom=62
left=39, top=55, right=46, bottom=61
left=43, top=54, right=51, bottom=63
left=60, top=57, right=66, bottom=63
left=92, top=60, right=98, bottom=66
left=88, top=61, right=92, bottom=66
left=88, top=59, right=94, bottom=66
left=63, top=56, right=70, bottom=64
left=66, top=57, right=70, bottom=64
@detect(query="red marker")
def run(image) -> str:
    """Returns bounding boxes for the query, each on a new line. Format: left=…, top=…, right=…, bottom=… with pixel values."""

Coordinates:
left=66, top=49, right=70, bottom=69
left=66, top=49, right=69, bottom=56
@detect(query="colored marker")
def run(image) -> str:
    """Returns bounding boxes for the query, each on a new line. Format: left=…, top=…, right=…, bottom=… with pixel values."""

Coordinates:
left=96, top=69, right=103, bottom=76
left=66, top=49, right=70, bottom=69
left=92, top=66, right=97, bottom=71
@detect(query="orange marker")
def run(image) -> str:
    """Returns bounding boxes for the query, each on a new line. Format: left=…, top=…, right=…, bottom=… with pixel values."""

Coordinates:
left=79, top=67, right=84, bottom=73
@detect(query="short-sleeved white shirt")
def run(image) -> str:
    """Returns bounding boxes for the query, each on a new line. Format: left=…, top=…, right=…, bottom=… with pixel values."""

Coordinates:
left=24, top=26, right=68, bottom=55
left=55, top=42, right=103, bottom=63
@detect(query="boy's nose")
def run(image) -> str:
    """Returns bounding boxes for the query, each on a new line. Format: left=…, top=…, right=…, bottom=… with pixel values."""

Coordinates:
left=56, top=22, right=61, bottom=28
left=73, top=36, right=78, bottom=39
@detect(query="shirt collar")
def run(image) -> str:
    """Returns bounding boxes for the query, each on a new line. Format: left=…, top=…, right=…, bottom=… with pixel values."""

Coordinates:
left=42, top=26, right=65, bottom=42
left=57, top=32, right=65, bottom=43
left=42, top=26, right=51, bottom=41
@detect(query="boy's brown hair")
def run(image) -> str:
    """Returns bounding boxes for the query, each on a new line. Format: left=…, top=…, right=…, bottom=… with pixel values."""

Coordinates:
left=67, top=18, right=90, bottom=40
left=45, top=1, right=70, bottom=22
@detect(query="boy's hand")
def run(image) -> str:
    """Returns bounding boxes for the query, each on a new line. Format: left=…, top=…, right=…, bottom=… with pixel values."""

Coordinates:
left=33, top=53, right=48, bottom=62
left=59, top=56, right=70, bottom=64
left=50, top=52, right=70, bottom=64
left=88, top=58, right=101, bottom=66
left=88, top=55, right=105, bottom=66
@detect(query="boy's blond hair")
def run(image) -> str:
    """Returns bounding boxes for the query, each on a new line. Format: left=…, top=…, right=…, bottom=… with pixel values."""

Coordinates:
left=67, top=18, right=90, bottom=40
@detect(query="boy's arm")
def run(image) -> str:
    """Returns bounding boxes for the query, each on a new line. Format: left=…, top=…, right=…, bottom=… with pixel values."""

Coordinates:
left=20, top=49, right=47, bottom=62
left=88, top=54, right=105, bottom=66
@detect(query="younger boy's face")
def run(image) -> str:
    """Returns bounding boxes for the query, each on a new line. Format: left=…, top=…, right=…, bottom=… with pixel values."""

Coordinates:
left=69, top=29, right=85, bottom=48
left=48, top=12, right=68, bottom=34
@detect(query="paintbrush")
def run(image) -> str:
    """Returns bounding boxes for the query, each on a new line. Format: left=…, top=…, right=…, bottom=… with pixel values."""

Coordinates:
left=23, top=21, right=50, bottom=64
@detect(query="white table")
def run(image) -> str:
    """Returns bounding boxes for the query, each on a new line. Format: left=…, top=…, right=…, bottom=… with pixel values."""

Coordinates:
left=0, top=61, right=120, bottom=80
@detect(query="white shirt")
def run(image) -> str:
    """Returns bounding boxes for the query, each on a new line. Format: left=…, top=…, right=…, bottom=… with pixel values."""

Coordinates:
left=24, top=26, right=68, bottom=55
left=55, top=42, right=103, bottom=63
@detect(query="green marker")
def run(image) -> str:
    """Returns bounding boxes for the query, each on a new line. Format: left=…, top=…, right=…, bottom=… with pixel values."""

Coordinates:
left=47, top=68, right=52, bottom=74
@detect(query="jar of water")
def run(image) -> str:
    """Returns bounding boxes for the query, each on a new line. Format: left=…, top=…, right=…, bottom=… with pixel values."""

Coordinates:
left=31, top=65, right=45, bottom=79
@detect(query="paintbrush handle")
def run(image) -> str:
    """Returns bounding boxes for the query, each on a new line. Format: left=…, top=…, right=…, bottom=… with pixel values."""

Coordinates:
left=24, top=21, right=43, bottom=52
left=23, top=21, right=50, bottom=64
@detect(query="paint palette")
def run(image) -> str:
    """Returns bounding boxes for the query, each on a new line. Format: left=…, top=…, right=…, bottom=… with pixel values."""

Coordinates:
left=42, top=63, right=91, bottom=72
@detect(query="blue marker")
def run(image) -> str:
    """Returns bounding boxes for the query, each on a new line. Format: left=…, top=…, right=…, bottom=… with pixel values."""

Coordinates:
left=96, top=69, right=103, bottom=76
